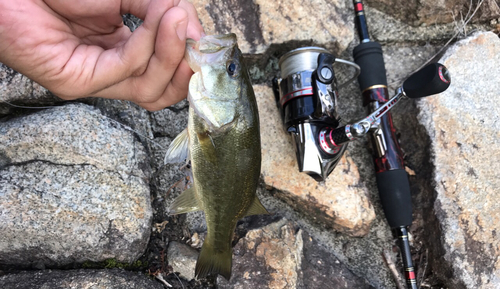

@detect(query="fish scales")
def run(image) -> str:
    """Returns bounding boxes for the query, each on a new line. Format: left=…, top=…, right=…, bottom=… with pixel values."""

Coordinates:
left=165, top=33, right=268, bottom=280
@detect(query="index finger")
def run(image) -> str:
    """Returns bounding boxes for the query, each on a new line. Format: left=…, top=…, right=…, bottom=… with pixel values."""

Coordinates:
left=122, top=0, right=203, bottom=40
left=178, top=0, right=204, bottom=40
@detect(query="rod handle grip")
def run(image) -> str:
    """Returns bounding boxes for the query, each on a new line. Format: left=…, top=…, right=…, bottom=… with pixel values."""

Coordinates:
left=376, top=169, right=412, bottom=228
left=353, top=42, right=387, bottom=90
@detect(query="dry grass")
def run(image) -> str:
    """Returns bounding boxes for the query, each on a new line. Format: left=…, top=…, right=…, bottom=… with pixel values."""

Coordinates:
left=388, top=0, right=487, bottom=87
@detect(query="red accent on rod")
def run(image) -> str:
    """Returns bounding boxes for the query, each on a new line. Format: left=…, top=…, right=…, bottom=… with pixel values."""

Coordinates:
left=407, top=271, right=416, bottom=280
left=356, top=3, right=363, bottom=12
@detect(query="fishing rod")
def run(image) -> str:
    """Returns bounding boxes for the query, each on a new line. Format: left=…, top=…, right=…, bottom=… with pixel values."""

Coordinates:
left=351, top=0, right=419, bottom=287
left=272, top=4, right=450, bottom=286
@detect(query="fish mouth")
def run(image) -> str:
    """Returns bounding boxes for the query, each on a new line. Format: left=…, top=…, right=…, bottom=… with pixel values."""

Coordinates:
left=198, top=34, right=237, bottom=53
left=185, top=33, right=237, bottom=73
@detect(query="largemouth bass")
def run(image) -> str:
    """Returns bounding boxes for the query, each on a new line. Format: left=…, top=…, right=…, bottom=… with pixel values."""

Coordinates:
left=164, top=33, right=268, bottom=280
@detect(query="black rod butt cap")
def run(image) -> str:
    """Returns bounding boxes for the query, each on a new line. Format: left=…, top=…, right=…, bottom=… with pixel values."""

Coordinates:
left=403, top=63, right=451, bottom=98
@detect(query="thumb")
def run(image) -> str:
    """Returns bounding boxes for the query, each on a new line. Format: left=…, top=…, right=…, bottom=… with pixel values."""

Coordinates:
left=91, top=7, right=191, bottom=108
left=74, top=0, right=178, bottom=96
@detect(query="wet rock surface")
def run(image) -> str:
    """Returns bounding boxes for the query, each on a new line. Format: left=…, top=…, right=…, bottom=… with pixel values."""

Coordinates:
left=0, top=1, right=498, bottom=289
left=417, top=31, right=500, bottom=289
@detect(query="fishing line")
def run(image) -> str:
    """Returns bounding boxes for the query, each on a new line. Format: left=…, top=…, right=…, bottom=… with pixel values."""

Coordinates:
left=0, top=99, right=167, bottom=150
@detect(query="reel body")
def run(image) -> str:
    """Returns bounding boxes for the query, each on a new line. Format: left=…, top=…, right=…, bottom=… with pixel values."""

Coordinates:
left=273, top=47, right=351, bottom=182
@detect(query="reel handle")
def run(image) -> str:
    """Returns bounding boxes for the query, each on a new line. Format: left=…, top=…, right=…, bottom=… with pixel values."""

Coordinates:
left=403, top=63, right=451, bottom=98
left=319, top=63, right=452, bottom=149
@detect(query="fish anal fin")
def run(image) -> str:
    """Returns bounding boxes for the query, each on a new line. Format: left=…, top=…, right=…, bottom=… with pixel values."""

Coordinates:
left=169, top=187, right=201, bottom=215
left=195, top=240, right=232, bottom=280
left=164, top=128, right=189, bottom=164
left=244, top=196, right=269, bottom=217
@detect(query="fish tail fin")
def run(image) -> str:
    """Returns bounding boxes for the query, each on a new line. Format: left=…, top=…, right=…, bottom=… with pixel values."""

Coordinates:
left=195, top=240, right=232, bottom=280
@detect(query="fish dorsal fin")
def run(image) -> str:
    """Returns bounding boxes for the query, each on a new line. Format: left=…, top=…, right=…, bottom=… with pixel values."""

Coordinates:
left=169, top=187, right=201, bottom=215
left=244, top=196, right=269, bottom=217
left=164, top=128, right=189, bottom=164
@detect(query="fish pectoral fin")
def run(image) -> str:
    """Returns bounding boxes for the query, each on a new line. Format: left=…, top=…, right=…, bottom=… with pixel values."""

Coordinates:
left=169, top=187, right=201, bottom=215
left=244, top=196, right=269, bottom=216
left=196, top=131, right=217, bottom=164
left=164, top=128, right=190, bottom=164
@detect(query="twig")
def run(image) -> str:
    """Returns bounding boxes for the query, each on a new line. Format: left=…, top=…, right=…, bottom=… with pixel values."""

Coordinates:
left=155, top=273, right=173, bottom=288
left=388, top=0, right=485, bottom=87
left=382, top=249, right=406, bottom=289
left=165, top=178, right=186, bottom=198
left=417, top=249, right=429, bottom=289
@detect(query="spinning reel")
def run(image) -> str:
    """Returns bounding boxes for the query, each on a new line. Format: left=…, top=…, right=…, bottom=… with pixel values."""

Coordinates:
left=272, top=48, right=450, bottom=182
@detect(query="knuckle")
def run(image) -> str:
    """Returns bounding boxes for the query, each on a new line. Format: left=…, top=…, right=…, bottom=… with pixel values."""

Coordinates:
left=132, top=80, right=160, bottom=103
left=131, top=62, right=148, bottom=76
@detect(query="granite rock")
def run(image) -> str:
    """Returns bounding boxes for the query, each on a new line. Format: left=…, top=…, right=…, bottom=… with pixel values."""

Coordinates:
left=301, top=229, right=374, bottom=289
left=150, top=100, right=189, bottom=139
left=365, top=0, right=500, bottom=25
left=417, top=31, right=500, bottom=288
left=0, top=269, right=163, bottom=289
left=255, top=85, right=376, bottom=236
left=218, top=219, right=304, bottom=289
left=190, top=0, right=354, bottom=54
left=0, top=103, right=152, bottom=267
left=218, top=218, right=374, bottom=288
left=0, top=103, right=149, bottom=179
left=0, top=63, right=60, bottom=106
left=167, top=241, right=199, bottom=281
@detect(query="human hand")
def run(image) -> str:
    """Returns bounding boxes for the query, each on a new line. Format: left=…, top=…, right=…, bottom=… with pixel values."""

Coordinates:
left=0, top=0, right=204, bottom=111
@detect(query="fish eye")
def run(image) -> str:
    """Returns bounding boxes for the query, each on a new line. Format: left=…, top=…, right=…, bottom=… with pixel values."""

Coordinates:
left=226, top=61, right=238, bottom=77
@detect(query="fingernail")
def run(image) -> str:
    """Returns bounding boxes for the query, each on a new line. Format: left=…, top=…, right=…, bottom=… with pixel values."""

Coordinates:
left=175, top=19, right=188, bottom=41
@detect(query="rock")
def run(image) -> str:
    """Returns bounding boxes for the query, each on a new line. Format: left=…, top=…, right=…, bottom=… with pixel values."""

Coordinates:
left=0, top=103, right=149, bottom=179
left=167, top=241, right=198, bottom=281
left=365, top=0, right=500, bottom=25
left=0, top=63, right=60, bottom=106
left=218, top=219, right=303, bottom=288
left=190, top=0, right=354, bottom=54
left=363, top=5, right=457, bottom=44
left=0, top=269, right=164, bottom=289
left=255, top=85, right=376, bottom=236
left=0, top=103, right=152, bottom=267
left=417, top=31, right=500, bottom=288
left=150, top=100, right=189, bottom=139
left=219, top=219, right=374, bottom=288
left=301, top=230, right=374, bottom=289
